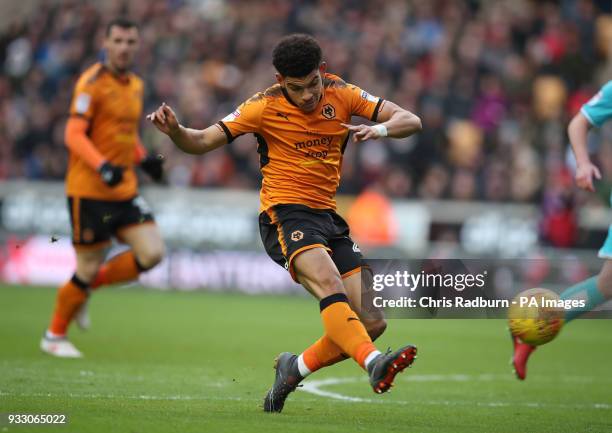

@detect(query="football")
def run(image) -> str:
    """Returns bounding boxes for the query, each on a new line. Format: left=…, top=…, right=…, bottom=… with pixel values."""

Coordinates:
left=508, top=288, right=565, bottom=346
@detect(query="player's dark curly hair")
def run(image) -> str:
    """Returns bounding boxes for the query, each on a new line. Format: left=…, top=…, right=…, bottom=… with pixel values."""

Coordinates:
left=106, top=17, right=139, bottom=36
left=272, top=34, right=322, bottom=78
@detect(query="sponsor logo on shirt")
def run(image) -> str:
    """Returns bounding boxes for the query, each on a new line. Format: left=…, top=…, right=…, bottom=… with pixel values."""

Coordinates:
left=360, top=90, right=378, bottom=103
left=222, top=109, right=241, bottom=122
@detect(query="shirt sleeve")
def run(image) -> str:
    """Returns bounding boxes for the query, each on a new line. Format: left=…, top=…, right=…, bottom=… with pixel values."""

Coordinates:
left=345, top=84, right=384, bottom=122
left=217, top=93, right=266, bottom=142
left=69, top=79, right=97, bottom=120
left=581, top=81, right=612, bottom=128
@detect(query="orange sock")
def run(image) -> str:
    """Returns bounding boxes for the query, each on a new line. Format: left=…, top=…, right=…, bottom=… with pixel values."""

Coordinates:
left=319, top=293, right=378, bottom=369
left=301, top=335, right=348, bottom=373
left=48, top=276, right=89, bottom=336
left=91, top=251, right=142, bottom=289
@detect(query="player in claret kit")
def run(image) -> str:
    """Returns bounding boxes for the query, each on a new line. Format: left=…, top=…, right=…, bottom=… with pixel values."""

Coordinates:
left=40, top=18, right=165, bottom=358
left=148, top=34, right=422, bottom=411
left=511, top=81, right=612, bottom=379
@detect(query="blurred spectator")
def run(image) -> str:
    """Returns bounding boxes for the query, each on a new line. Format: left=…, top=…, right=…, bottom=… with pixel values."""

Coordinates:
left=0, top=0, right=610, bottom=235
left=540, top=167, right=579, bottom=248
left=347, top=188, right=398, bottom=247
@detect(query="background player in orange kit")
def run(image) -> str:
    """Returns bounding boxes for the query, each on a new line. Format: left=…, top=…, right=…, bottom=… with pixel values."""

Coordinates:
left=148, top=34, right=422, bottom=412
left=40, top=18, right=165, bottom=358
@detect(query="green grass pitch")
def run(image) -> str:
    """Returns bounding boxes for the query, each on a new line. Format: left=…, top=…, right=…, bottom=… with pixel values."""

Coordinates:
left=0, top=285, right=611, bottom=433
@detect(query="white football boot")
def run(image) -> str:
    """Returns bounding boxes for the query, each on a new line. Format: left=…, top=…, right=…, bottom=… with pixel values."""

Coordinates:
left=40, top=334, right=83, bottom=358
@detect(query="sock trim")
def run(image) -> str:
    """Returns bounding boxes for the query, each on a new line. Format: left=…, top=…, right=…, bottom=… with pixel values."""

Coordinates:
left=319, top=293, right=349, bottom=311
left=45, top=330, right=65, bottom=339
left=297, top=353, right=312, bottom=378
left=71, top=274, right=90, bottom=291
left=364, top=350, right=381, bottom=370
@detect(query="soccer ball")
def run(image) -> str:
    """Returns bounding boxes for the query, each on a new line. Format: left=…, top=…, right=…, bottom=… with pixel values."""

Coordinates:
left=508, top=288, right=564, bottom=346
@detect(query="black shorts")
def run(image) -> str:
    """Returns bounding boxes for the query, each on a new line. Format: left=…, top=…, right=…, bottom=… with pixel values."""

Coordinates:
left=259, top=204, right=363, bottom=281
left=67, top=195, right=154, bottom=249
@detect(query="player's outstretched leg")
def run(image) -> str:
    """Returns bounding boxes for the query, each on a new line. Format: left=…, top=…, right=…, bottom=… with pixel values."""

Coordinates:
left=298, top=250, right=417, bottom=392
left=511, top=265, right=611, bottom=380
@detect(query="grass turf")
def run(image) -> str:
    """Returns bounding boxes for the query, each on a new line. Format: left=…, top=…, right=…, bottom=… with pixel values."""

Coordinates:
left=0, top=285, right=611, bottom=433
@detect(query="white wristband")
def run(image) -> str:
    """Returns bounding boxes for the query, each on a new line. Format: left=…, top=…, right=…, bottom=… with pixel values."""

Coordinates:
left=372, top=123, right=388, bottom=137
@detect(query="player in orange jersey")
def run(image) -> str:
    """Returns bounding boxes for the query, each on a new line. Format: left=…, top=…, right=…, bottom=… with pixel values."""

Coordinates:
left=148, top=34, right=422, bottom=411
left=41, top=18, right=165, bottom=358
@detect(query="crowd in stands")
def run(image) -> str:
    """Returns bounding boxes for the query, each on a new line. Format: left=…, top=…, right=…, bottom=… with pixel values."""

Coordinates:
left=1, top=0, right=612, bottom=246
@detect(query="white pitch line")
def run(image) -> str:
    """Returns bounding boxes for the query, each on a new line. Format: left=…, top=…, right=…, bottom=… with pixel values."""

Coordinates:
left=2, top=374, right=611, bottom=411
left=298, top=375, right=612, bottom=410
left=2, top=388, right=610, bottom=411
left=298, top=377, right=369, bottom=403
left=0, top=390, right=247, bottom=402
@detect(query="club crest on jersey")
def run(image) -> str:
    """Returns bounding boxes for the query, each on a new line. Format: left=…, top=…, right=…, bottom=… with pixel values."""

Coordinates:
left=322, top=104, right=336, bottom=119
left=291, top=230, right=304, bottom=241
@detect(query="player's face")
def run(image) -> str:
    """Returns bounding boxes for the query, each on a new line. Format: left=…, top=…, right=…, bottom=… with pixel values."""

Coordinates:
left=104, top=26, right=140, bottom=73
left=278, top=64, right=326, bottom=113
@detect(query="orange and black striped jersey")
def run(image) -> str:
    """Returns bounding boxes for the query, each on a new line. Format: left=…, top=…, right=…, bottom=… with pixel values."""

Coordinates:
left=218, top=73, right=383, bottom=212
left=66, top=62, right=144, bottom=200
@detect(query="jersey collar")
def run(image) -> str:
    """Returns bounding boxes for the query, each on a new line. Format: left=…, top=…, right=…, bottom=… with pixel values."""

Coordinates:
left=101, top=62, right=131, bottom=85
left=280, top=87, right=325, bottom=111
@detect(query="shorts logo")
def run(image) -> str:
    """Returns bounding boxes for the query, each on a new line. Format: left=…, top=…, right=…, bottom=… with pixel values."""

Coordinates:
left=291, top=230, right=304, bottom=242
left=322, top=104, right=335, bottom=119
left=133, top=196, right=152, bottom=214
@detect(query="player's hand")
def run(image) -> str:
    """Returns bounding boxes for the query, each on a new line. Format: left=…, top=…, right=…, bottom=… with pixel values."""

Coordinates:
left=575, top=161, right=602, bottom=193
left=140, top=154, right=165, bottom=182
left=147, top=103, right=180, bottom=136
left=341, top=123, right=382, bottom=143
left=98, top=162, right=124, bottom=187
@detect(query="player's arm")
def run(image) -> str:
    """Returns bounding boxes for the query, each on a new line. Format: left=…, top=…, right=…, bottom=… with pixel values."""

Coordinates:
left=65, top=117, right=124, bottom=186
left=342, top=100, right=422, bottom=143
left=147, top=103, right=227, bottom=155
left=568, top=111, right=602, bottom=193
left=65, top=117, right=105, bottom=168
